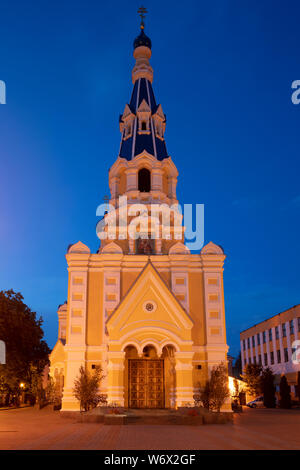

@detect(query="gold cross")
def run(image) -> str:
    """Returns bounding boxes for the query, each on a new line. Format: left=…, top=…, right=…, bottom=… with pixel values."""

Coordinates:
left=138, top=6, right=147, bottom=29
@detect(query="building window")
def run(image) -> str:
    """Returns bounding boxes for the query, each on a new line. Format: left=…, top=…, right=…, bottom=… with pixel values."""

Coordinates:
left=264, top=353, right=268, bottom=365
left=270, top=351, right=274, bottom=365
left=275, top=326, right=279, bottom=340
left=138, top=168, right=151, bottom=192
left=257, top=333, right=260, bottom=345
left=284, top=348, right=289, bottom=362
left=253, top=356, right=257, bottom=364
left=248, top=338, right=250, bottom=349
left=252, top=336, right=255, bottom=347
left=298, top=317, right=300, bottom=332
left=290, top=320, right=294, bottom=335
left=263, top=331, right=266, bottom=343
left=277, top=350, right=281, bottom=363
left=269, top=329, right=272, bottom=341
left=141, top=121, right=147, bottom=131
left=243, top=340, right=245, bottom=351
left=282, top=323, right=286, bottom=337
left=258, top=354, right=262, bottom=365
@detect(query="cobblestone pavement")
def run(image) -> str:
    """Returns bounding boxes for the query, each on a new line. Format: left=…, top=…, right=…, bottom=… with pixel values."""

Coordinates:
left=0, top=406, right=299, bottom=450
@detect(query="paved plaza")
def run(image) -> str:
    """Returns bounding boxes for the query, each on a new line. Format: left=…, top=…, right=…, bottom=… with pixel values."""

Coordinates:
left=0, top=406, right=299, bottom=450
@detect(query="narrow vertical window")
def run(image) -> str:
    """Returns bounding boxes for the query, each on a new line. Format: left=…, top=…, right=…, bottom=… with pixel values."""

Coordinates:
left=138, top=168, right=151, bottom=192
left=277, top=350, right=281, bottom=363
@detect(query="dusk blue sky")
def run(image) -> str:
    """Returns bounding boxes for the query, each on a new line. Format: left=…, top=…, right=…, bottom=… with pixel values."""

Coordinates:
left=1, top=0, right=299, bottom=358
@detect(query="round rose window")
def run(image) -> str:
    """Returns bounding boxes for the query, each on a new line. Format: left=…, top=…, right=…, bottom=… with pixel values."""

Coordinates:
left=143, top=301, right=157, bottom=313
left=145, top=302, right=154, bottom=312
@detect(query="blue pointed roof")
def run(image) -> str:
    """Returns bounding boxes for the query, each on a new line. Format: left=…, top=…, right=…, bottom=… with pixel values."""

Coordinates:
left=119, top=78, right=169, bottom=161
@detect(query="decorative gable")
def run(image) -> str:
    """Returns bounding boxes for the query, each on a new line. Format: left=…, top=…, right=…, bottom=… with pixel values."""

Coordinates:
left=68, top=241, right=90, bottom=254
left=169, top=242, right=190, bottom=255
left=201, top=241, right=224, bottom=255
left=137, top=99, right=151, bottom=134
left=106, top=263, right=193, bottom=352
left=101, top=241, right=123, bottom=254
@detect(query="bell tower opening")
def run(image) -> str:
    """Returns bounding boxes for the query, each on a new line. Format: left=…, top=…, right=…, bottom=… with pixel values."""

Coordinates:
left=138, top=168, right=151, bottom=192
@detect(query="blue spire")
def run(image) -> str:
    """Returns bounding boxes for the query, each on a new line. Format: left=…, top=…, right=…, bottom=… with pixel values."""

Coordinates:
left=119, top=29, right=168, bottom=161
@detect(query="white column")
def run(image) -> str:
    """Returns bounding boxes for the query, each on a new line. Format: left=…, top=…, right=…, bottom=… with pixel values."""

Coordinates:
left=293, top=318, right=298, bottom=341
left=272, top=327, right=278, bottom=365
left=125, top=168, right=138, bottom=192
left=151, top=168, right=163, bottom=192
left=250, top=338, right=254, bottom=363
left=245, top=340, right=249, bottom=364
left=286, top=321, right=292, bottom=361
left=241, top=340, right=245, bottom=369
left=254, top=335, right=259, bottom=363
left=259, top=332, right=264, bottom=366
left=279, top=323, right=285, bottom=371
left=110, top=176, right=119, bottom=200
left=266, top=333, right=271, bottom=365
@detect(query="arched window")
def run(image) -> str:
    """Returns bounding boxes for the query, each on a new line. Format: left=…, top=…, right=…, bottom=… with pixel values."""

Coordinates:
left=141, top=121, right=147, bottom=131
left=138, top=168, right=151, bottom=192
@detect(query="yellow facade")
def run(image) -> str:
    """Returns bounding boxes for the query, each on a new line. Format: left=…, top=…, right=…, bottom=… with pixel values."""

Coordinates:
left=50, top=22, right=230, bottom=412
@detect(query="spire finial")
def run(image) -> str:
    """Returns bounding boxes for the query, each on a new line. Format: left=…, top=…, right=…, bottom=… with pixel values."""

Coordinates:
left=137, top=6, right=147, bottom=30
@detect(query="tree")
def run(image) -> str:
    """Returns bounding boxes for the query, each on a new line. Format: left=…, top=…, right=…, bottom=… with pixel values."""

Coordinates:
left=279, top=375, right=291, bottom=409
left=261, top=367, right=276, bottom=408
left=200, top=380, right=211, bottom=410
left=45, top=376, right=62, bottom=406
left=241, top=363, right=262, bottom=397
left=200, top=363, right=230, bottom=412
left=233, top=353, right=242, bottom=378
left=0, top=290, right=50, bottom=404
left=209, top=363, right=230, bottom=412
left=73, top=365, right=106, bottom=412
left=28, top=364, right=44, bottom=405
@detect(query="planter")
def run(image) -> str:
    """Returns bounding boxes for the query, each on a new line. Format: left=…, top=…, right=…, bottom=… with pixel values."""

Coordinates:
left=104, top=414, right=127, bottom=425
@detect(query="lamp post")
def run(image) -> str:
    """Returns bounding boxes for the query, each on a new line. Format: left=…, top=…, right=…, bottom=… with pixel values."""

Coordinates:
left=19, top=382, right=25, bottom=405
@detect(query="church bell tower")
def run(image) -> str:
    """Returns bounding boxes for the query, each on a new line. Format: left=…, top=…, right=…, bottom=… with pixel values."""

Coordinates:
left=99, top=11, right=183, bottom=257
left=50, top=9, right=231, bottom=413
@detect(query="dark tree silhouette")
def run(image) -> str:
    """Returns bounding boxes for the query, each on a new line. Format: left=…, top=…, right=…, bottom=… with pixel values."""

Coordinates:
left=261, top=367, right=276, bottom=408
left=279, top=375, right=291, bottom=409
left=0, top=290, right=50, bottom=404
left=241, top=363, right=262, bottom=397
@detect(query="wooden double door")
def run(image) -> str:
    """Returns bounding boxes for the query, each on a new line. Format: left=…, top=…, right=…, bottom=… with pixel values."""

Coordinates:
left=128, top=359, right=164, bottom=408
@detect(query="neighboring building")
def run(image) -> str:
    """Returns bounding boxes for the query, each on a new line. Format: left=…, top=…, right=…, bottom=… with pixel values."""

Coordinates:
left=240, top=304, right=300, bottom=398
left=50, top=17, right=231, bottom=412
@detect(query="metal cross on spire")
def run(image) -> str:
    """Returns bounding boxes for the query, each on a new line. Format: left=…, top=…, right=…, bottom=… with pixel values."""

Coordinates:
left=137, top=6, right=147, bottom=30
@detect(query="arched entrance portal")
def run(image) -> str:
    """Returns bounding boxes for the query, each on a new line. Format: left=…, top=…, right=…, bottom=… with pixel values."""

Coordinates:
left=124, top=344, right=177, bottom=409
left=125, top=344, right=164, bottom=408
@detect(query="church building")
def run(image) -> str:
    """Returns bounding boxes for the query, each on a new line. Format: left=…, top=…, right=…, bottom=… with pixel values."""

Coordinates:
left=50, top=15, right=230, bottom=412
